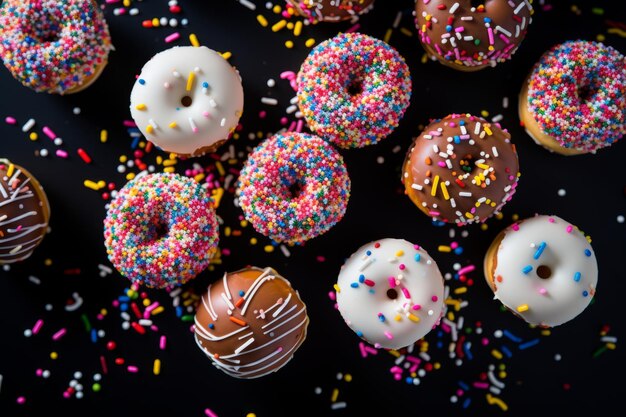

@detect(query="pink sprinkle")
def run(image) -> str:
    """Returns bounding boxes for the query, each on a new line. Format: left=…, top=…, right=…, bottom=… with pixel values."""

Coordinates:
left=512, top=224, right=520, bottom=231
left=548, top=218, right=556, bottom=223
left=259, top=110, right=267, bottom=118
left=279, top=71, right=296, bottom=80
left=165, top=32, right=180, bottom=43
left=473, top=382, right=489, bottom=389
left=17, top=396, right=26, bottom=404
left=52, top=328, right=67, bottom=340
left=328, top=291, right=336, bottom=301
left=457, top=265, right=476, bottom=276
left=127, top=365, right=139, bottom=373
left=316, top=256, right=326, bottom=262
left=437, top=161, right=446, bottom=167
left=388, top=277, right=396, bottom=288
left=412, top=304, right=422, bottom=311
left=390, top=366, right=402, bottom=374
left=455, top=26, right=464, bottom=33
left=399, top=264, right=405, bottom=270
left=105, top=0, right=121, bottom=3
left=566, top=225, right=573, bottom=233
left=431, top=295, right=439, bottom=302
left=32, top=319, right=44, bottom=335
left=289, top=78, right=298, bottom=91
left=160, top=335, right=167, bottom=350
left=402, top=288, right=411, bottom=299
left=346, top=23, right=360, bottom=33
left=280, top=117, right=289, bottom=125
left=450, top=242, right=459, bottom=249
left=204, top=409, right=219, bottom=417
left=123, top=120, right=137, bottom=127
left=488, top=27, right=495, bottom=44
left=296, top=119, right=304, bottom=132
left=481, top=337, right=489, bottom=346
left=364, top=279, right=376, bottom=287
left=56, top=150, right=68, bottom=158
left=36, top=369, right=43, bottom=376
left=287, top=121, right=296, bottom=132
left=42, top=126, right=56, bottom=139
left=539, top=288, right=547, bottom=295
left=498, top=33, right=510, bottom=44
left=5, top=116, right=16, bottom=124
left=384, top=331, right=393, bottom=340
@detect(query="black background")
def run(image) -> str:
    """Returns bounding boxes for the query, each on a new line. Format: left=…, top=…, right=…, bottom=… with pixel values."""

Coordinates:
left=1, top=1, right=625, bottom=416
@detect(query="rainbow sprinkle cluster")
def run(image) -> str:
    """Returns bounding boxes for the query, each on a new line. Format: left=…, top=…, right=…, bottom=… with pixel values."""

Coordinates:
left=297, top=32, right=411, bottom=148
left=236, top=132, right=350, bottom=244
left=103, top=173, right=219, bottom=289
left=527, top=40, right=626, bottom=153
left=285, top=0, right=375, bottom=23
left=0, top=0, right=112, bottom=94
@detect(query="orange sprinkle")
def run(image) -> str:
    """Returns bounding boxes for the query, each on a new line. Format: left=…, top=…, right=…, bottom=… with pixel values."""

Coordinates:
left=425, top=157, right=432, bottom=165
left=235, top=298, right=245, bottom=308
left=229, top=316, right=247, bottom=326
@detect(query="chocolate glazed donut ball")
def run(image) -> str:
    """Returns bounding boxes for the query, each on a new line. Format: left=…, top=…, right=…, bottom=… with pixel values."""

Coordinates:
left=0, top=159, right=50, bottom=264
left=194, top=267, right=309, bottom=379
left=286, top=0, right=375, bottom=23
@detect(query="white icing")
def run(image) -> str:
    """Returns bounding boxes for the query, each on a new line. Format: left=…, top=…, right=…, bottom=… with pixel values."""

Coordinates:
left=492, top=215, right=598, bottom=327
left=336, top=238, right=445, bottom=349
left=130, top=46, right=244, bottom=155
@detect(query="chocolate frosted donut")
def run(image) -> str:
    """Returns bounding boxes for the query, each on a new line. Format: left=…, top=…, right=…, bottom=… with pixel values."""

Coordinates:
left=0, top=159, right=50, bottom=264
left=194, top=267, right=309, bottom=379
left=402, top=114, right=520, bottom=226
left=414, top=0, right=533, bottom=71
left=286, top=1, right=375, bottom=23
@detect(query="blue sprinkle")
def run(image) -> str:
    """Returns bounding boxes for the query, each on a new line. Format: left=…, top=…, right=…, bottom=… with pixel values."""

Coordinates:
left=414, top=254, right=421, bottom=262
left=120, top=303, right=128, bottom=312
left=208, top=323, right=215, bottom=329
left=202, top=81, right=209, bottom=88
left=484, top=17, right=492, bottom=23
left=503, top=329, right=522, bottom=343
left=533, top=242, right=547, bottom=259
left=356, top=331, right=363, bottom=337
left=437, top=341, right=444, bottom=348
left=582, top=290, right=589, bottom=297
left=454, top=247, right=464, bottom=255
left=501, top=345, right=513, bottom=358
left=90, top=329, right=97, bottom=343
left=462, top=398, right=471, bottom=409
left=366, top=250, right=372, bottom=256
left=369, top=289, right=376, bottom=294
left=176, top=306, right=183, bottom=317
left=522, top=265, right=533, bottom=274
left=378, top=314, right=386, bottom=322
left=138, top=79, right=146, bottom=85
left=454, top=135, right=461, bottom=144
left=445, top=25, right=453, bottom=32
left=350, top=282, right=359, bottom=288
left=584, top=249, right=592, bottom=257
left=405, top=377, right=413, bottom=384
left=518, top=338, right=540, bottom=350
left=131, top=136, right=140, bottom=149
left=358, top=274, right=365, bottom=283
left=238, top=290, right=245, bottom=296
left=458, top=381, right=470, bottom=391
left=463, top=342, right=473, bottom=360
left=118, top=296, right=130, bottom=302
left=574, top=272, right=581, bottom=282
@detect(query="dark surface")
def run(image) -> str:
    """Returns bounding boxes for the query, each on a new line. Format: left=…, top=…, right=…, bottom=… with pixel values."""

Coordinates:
left=1, top=1, right=625, bottom=416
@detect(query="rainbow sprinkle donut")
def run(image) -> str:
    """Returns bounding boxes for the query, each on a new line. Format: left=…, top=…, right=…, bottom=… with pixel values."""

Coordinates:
left=104, top=173, right=219, bottom=289
left=0, top=0, right=112, bottom=94
left=297, top=33, right=412, bottom=148
left=236, top=132, right=350, bottom=244
left=520, top=40, right=626, bottom=155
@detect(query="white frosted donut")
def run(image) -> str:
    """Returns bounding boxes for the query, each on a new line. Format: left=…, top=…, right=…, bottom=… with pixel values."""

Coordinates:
left=130, top=46, right=244, bottom=156
left=335, top=238, right=445, bottom=349
left=485, top=215, right=598, bottom=327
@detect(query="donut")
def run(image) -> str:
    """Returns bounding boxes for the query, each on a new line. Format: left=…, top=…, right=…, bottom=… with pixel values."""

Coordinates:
left=130, top=46, right=244, bottom=157
left=0, top=159, right=50, bottom=264
left=103, top=173, right=219, bottom=289
left=402, top=113, right=520, bottom=226
left=519, top=40, right=626, bottom=155
left=335, top=238, right=445, bottom=349
left=0, top=0, right=112, bottom=94
left=297, top=32, right=412, bottom=148
left=483, top=215, right=598, bottom=327
left=414, top=0, right=533, bottom=71
left=236, top=131, right=350, bottom=244
left=285, top=0, right=375, bottom=23
left=194, top=266, right=309, bottom=379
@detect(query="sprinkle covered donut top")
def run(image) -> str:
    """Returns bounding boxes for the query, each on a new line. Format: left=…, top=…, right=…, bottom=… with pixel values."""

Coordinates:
left=0, top=0, right=112, bottom=94
left=285, top=0, right=376, bottom=23
left=526, top=40, right=626, bottom=153
left=297, top=32, right=412, bottom=148
left=414, top=0, right=533, bottom=69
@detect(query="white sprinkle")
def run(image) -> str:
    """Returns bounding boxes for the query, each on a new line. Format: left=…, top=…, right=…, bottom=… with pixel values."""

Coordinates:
left=377, top=156, right=384, bottom=164
left=461, top=16, right=473, bottom=21
left=237, top=0, right=256, bottom=10
left=261, top=97, right=278, bottom=105
left=39, top=149, right=49, bottom=157
left=392, top=11, right=402, bottom=28
left=172, top=71, right=181, bottom=78
left=463, top=35, right=474, bottom=41
left=491, top=114, right=503, bottom=123
left=169, top=18, right=178, bottom=27
left=450, top=198, right=456, bottom=208
left=149, top=119, right=159, bottom=129
left=445, top=159, right=453, bottom=169
left=28, top=275, right=41, bottom=285
left=290, top=96, right=299, bottom=104
left=22, top=118, right=35, bottom=132
left=495, top=25, right=512, bottom=37
left=286, top=104, right=298, bottom=114
left=331, top=402, right=347, bottom=410
left=449, top=2, right=460, bottom=13
left=492, top=146, right=499, bottom=157
left=557, top=189, right=566, bottom=197
left=514, top=1, right=526, bottom=14
left=474, top=122, right=481, bottom=135
left=209, top=99, right=217, bottom=107
left=280, top=244, right=291, bottom=257
left=411, top=183, right=423, bottom=191
left=459, top=192, right=472, bottom=197
left=72, top=107, right=81, bottom=115
left=618, top=215, right=625, bottom=224
left=266, top=78, right=276, bottom=87
left=502, top=97, right=509, bottom=108
left=601, top=336, right=618, bottom=343
left=220, top=118, right=226, bottom=127
left=554, top=353, right=562, bottom=361
left=54, top=138, right=63, bottom=146
left=129, top=8, right=139, bottom=15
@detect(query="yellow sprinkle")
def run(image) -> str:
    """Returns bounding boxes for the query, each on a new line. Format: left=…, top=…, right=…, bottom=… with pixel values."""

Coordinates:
left=384, top=28, right=393, bottom=43
left=333, top=283, right=341, bottom=294
left=146, top=125, right=154, bottom=134
left=517, top=304, right=529, bottom=312
left=440, top=181, right=450, bottom=200
left=480, top=224, right=489, bottom=231
left=285, top=40, right=294, bottom=48
left=491, top=349, right=503, bottom=359
left=272, top=20, right=287, bottom=32
left=596, top=34, right=605, bottom=42
left=162, top=159, right=177, bottom=167
left=153, top=359, right=161, bottom=375
left=123, top=0, right=130, bottom=6
left=395, top=250, right=404, bottom=257
left=305, top=38, right=316, bottom=47
left=512, top=214, right=519, bottom=221
left=152, top=18, right=159, bottom=27
left=29, top=132, right=38, bottom=141
left=445, top=298, right=461, bottom=311
left=400, top=27, right=413, bottom=37
left=388, top=349, right=401, bottom=358
left=211, top=188, right=224, bottom=208
left=246, top=414, right=256, bottom=417
left=100, top=309, right=108, bottom=316
left=7, top=164, right=14, bottom=177
left=44, top=258, right=53, bottom=266
left=447, top=311, right=455, bottom=321
left=224, top=227, right=232, bottom=237
left=541, top=329, right=551, bottom=336
left=163, top=167, right=175, bottom=173
left=264, top=245, right=275, bottom=253
left=186, top=71, right=195, bottom=92
left=486, top=394, right=508, bottom=411
left=240, top=220, right=248, bottom=227
left=484, top=125, right=493, bottom=135
left=344, top=374, right=352, bottom=382
left=394, top=314, right=402, bottom=322
left=421, top=24, right=427, bottom=33
left=272, top=4, right=281, bottom=13
left=286, top=22, right=294, bottom=30
left=421, top=53, right=428, bottom=64
left=168, top=122, right=178, bottom=129
left=607, top=28, right=626, bottom=38
left=189, top=33, right=200, bottom=47
left=481, top=110, right=489, bottom=117
left=438, top=245, right=451, bottom=253
left=476, top=163, right=490, bottom=169
left=256, top=15, right=268, bottom=27
left=454, top=287, right=467, bottom=294
left=142, top=299, right=151, bottom=307
left=431, top=175, right=440, bottom=196
left=194, top=173, right=205, bottom=182
left=100, top=130, right=108, bottom=143
left=50, top=351, right=58, bottom=360
left=250, top=237, right=258, bottom=245
left=135, top=104, right=146, bottom=110
left=220, top=51, right=232, bottom=60
left=465, top=212, right=474, bottom=219
left=294, top=20, right=302, bottom=36
left=408, top=314, right=420, bottom=323
left=83, top=180, right=100, bottom=190
left=216, top=161, right=225, bottom=176
left=331, top=388, right=339, bottom=403
left=607, top=342, right=617, bottom=350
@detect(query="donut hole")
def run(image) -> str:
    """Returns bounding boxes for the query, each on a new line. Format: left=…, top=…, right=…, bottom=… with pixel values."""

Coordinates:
left=577, top=85, right=595, bottom=102
left=386, top=289, right=399, bottom=300
left=346, top=78, right=363, bottom=96
left=180, top=96, right=193, bottom=107
left=459, top=154, right=476, bottom=173
left=26, top=10, right=63, bottom=44
left=287, top=182, right=303, bottom=198
left=536, top=265, right=552, bottom=279
left=147, top=219, right=170, bottom=243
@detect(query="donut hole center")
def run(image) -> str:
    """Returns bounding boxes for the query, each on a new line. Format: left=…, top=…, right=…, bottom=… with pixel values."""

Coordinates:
left=287, top=182, right=303, bottom=198
left=180, top=96, right=193, bottom=107
left=536, top=265, right=552, bottom=279
left=577, top=85, right=595, bottom=102
left=346, top=78, right=363, bottom=96
left=386, top=289, right=399, bottom=300
left=148, top=220, right=169, bottom=242
left=459, top=154, right=476, bottom=173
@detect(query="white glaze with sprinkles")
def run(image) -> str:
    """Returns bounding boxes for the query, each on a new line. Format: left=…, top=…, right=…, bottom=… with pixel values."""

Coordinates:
left=336, top=238, right=445, bottom=349
left=130, top=46, right=244, bottom=156
left=491, top=215, right=598, bottom=327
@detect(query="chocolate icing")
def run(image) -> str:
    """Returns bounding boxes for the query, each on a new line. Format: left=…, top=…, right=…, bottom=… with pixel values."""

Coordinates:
left=287, top=0, right=375, bottom=23
left=0, top=159, right=50, bottom=264
left=414, top=0, right=533, bottom=70
left=194, top=267, right=309, bottom=378
left=402, top=114, right=520, bottom=225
